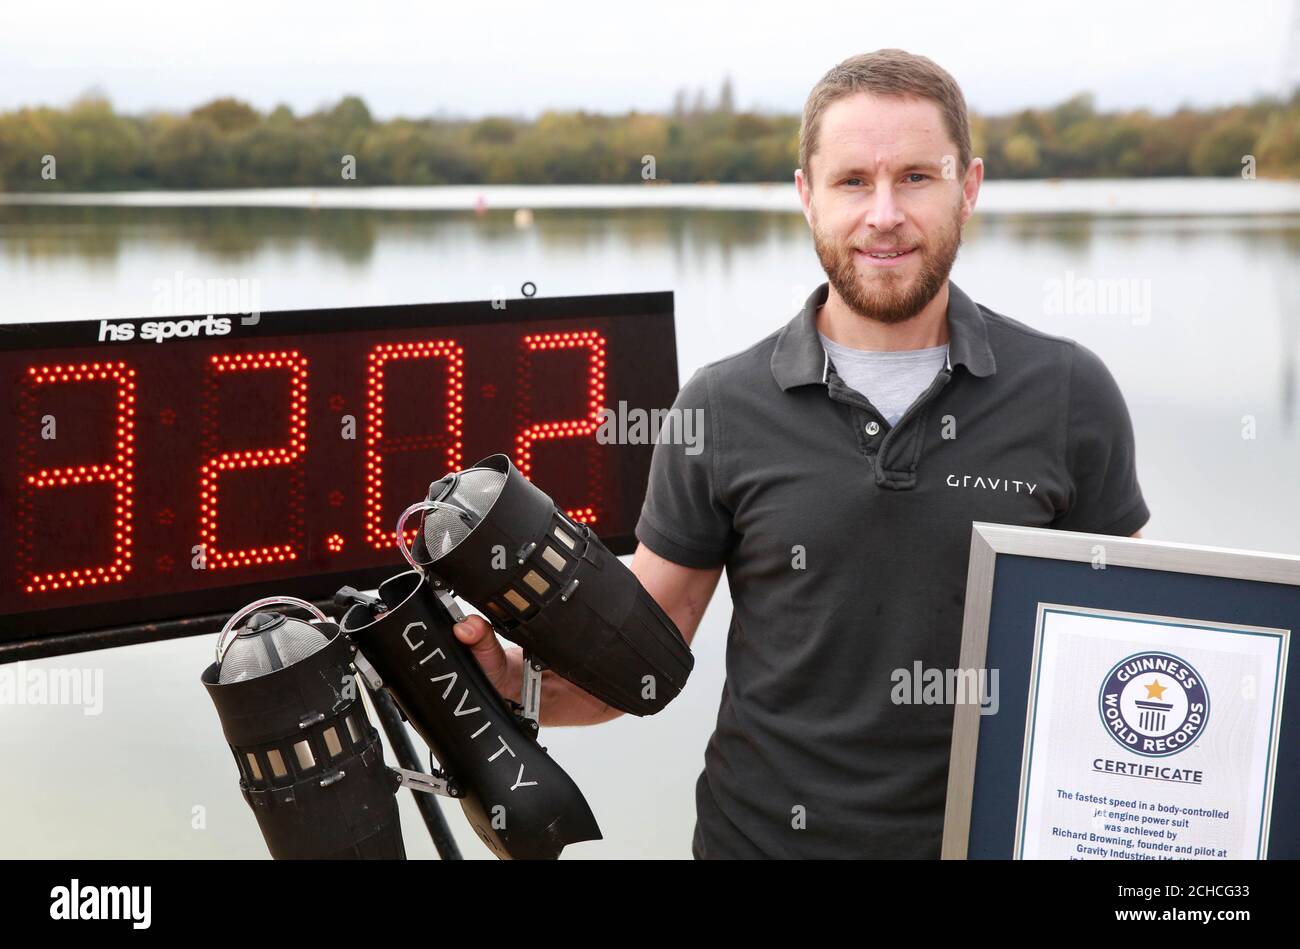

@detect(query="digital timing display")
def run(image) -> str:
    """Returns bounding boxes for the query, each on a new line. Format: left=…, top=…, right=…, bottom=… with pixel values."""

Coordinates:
left=0, top=292, right=676, bottom=653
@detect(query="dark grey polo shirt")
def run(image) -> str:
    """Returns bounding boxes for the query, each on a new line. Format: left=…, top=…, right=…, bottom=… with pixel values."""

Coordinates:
left=634, top=280, right=1150, bottom=859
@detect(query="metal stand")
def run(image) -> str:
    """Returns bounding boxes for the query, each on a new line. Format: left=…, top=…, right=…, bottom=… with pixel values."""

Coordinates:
left=363, top=679, right=463, bottom=861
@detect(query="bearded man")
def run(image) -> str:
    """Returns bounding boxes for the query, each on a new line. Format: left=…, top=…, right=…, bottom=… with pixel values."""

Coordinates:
left=452, top=48, right=1150, bottom=858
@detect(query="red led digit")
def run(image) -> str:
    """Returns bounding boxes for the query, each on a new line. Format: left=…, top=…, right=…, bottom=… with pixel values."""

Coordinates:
left=21, top=361, right=136, bottom=593
left=364, top=340, right=465, bottom=550
left=198, top=351, right=308, bottom=569
left=515, top=330, right=606, bottom=524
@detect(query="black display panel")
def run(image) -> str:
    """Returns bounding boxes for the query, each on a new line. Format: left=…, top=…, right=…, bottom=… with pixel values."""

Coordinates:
left=0, top=292, right=676, bottom=657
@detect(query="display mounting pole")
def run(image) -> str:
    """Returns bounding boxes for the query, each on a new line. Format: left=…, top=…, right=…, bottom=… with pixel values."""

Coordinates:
left=363, top=679, right=463, bottom=861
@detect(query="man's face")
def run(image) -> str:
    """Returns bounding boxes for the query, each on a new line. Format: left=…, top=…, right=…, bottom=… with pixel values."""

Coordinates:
left=795, top=92, right=983, bottom=324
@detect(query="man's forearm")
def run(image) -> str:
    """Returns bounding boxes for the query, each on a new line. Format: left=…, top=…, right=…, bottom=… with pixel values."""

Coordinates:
left=498, top=645, right=623, bottom=727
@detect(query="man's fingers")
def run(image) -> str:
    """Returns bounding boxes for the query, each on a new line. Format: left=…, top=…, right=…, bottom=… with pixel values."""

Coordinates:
left=452, top=615, right=511, bottom=693
left=452, top=615, right=494, bottom=644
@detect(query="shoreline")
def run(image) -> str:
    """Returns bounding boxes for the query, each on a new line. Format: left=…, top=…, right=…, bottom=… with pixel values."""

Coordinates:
left=2, top=179, right=1299, bottom=218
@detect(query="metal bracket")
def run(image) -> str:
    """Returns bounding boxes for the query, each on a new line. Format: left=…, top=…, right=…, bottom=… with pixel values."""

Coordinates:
left=433, top=589, right=468, bottom=624
left=521, top=651, right=542, bottom=725
left=352, top=650, right=383, bottom=690
left=394, top=767, right=459, bottom=798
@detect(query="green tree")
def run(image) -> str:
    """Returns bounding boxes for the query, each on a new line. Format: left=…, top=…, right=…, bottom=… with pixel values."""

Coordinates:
left=1190, top=113, right=1262, bottom=176
left=191, top=97, right=260, bottom=133
left=1001, top=133, right=1041, bottom=176
left=1253, top=110, right=1300, bottom=177
left=470, top=117, right=517, bottom=146
left=149, top=116, right=232, bottom=188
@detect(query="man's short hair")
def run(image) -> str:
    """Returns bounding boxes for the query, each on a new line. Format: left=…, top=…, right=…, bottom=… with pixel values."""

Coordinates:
left=799, top=48, right=973, bottom=184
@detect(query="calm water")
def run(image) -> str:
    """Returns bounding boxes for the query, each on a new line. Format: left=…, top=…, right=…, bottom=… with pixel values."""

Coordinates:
left=2, top=182, right=1298, bottom=858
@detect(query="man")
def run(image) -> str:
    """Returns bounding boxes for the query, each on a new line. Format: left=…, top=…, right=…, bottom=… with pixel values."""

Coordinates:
left=452, top=48, right=1150, bottom=857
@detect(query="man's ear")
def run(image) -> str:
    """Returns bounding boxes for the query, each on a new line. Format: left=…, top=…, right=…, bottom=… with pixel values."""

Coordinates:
left=959, top=157, right=984, bottom=224
left=794, top=167, right=814, bottom=229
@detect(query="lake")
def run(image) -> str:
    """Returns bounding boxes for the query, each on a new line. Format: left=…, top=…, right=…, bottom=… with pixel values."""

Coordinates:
left=1, top=179, right=1298, bottom=858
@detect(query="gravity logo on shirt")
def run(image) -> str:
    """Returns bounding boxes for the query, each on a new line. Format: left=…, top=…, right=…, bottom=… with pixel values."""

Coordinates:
left=945, top=474, right=1037, bottom=494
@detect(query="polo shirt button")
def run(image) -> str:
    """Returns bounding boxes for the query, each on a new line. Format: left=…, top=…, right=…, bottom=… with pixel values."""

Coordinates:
left=864, top=421, right=881, bottom=436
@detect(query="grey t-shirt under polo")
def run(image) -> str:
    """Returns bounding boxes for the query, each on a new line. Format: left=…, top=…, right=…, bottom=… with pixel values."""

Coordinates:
left=817, top=332, right=949, bottom=426
left=634, top=280, right=1150, bottom=859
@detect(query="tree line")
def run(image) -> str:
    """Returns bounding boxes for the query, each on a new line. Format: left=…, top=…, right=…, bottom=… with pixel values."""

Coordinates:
left=0, top=87, right=1296, bottom=192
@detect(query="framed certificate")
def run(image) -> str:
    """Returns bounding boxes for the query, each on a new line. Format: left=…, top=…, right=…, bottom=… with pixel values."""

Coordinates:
left=942, top=523, right=1296, bottom=859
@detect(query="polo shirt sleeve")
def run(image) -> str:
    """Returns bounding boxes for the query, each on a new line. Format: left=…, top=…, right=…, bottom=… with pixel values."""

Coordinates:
left=1052, top=342, right=1151, bottom=536
left=634, top=365, right=735, bottom=568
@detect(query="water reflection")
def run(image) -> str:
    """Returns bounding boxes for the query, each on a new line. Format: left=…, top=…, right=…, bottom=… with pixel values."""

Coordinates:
left=4, top=202, right=1297, bottom=262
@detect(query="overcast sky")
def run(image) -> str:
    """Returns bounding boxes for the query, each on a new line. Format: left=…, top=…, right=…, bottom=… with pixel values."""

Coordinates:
left=3, top=0, right=1296, bottom=120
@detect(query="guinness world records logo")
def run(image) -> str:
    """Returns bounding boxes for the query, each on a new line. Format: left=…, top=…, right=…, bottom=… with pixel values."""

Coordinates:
left=1098, top=651, right=1209, bottom=758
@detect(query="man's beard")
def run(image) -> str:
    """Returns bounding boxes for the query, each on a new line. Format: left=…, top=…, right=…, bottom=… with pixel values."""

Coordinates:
left=812, top=208, right=963, bottom=325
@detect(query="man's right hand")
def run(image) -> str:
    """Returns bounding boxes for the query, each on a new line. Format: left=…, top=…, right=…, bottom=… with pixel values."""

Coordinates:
left=451, top=615, right=521, bottom=700
left=449, top=613, right=618, bottom=726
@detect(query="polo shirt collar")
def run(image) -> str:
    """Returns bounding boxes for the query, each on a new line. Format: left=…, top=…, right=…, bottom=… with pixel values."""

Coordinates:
left=770, top=280, right=997, bottom=390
